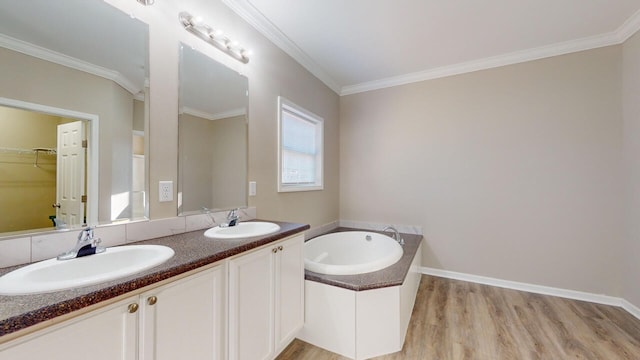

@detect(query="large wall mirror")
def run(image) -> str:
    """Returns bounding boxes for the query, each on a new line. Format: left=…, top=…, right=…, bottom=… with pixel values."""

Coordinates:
left=0, top=0, right=149, bottom=235
left=178, top=44, right=248, bottom=215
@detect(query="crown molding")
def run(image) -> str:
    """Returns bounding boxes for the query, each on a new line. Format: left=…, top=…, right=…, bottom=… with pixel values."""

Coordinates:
left=0, top=33, right=142, bottom=95
left=341, top=9, right=640, bottom=95
left=222, top=0, right=341, bottom=94
left=340, top=32, right=617, bottom=95
left=616, top=8, right=640, bottom=42
left=181, top=106, right=246, bottom=121
left=224, top=1, right=640, bottom=96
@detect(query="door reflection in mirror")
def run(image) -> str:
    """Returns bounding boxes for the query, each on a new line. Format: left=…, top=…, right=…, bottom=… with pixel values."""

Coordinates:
left=0, top=0, right=149, bottom=236
left=0, top=103, right=96, bottom=233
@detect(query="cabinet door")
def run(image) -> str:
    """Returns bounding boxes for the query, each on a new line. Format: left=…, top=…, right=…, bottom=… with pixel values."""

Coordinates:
left=140, top=265, right=225, bottom=360
left=0, top=297, right=138, bottom=360
left=274, top=235, right=304, bottom=353
left=228, top=246, right=275, bottom=360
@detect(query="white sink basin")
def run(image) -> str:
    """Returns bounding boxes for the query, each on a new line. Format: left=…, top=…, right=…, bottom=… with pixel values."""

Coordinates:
left=0, top=245, right=174, bottom=295
left=204, top=222, right=281, bottom=239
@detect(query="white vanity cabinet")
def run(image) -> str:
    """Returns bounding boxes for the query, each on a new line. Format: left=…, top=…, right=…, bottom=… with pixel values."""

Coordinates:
left=0, top=296, right=139, bottom=360
left=138, top=264, right=226, bottom=360
left=228, top=234, right=304, bottom=360
left=0, top=265, right=226, bottom=360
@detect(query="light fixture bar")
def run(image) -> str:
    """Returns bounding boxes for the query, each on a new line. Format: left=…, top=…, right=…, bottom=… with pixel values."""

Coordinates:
left=179, top=12, right=250, bottom=64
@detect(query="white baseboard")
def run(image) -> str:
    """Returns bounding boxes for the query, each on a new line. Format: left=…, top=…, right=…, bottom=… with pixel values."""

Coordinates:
left=418, top=266, right=632, bottom=310
left=622, top=299, right=640, bottom=320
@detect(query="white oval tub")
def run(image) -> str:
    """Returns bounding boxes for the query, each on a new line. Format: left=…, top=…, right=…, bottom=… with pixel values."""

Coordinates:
left=304, top=231, right=403, bottom=275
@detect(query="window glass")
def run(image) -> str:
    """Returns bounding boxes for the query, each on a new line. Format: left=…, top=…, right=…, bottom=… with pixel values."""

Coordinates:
left=278, top=97, right=323, bottom=192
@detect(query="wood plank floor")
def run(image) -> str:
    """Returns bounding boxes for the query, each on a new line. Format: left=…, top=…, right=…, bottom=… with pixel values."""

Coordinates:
left=277, top=275, right=640, bottom=360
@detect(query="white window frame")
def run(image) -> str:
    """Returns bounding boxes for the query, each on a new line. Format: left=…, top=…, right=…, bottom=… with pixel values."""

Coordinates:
left=277, top=96, right=324, bottom=192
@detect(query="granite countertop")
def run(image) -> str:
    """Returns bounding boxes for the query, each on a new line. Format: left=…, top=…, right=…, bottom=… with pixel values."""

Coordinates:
left=0, top=220, right=309, bottom=339
left=304, top=227, right=423, bottom=291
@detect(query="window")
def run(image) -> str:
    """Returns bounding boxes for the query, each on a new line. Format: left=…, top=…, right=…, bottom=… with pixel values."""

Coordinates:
left=278, top=96, right=324, bottom=192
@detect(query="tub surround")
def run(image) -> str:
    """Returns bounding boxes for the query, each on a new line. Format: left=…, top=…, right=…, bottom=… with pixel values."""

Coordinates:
left=304, top=227, right=423, bottom=291
left=0, top=220, right=309, bottom=339
left=299, top=228, right=423, bottom=359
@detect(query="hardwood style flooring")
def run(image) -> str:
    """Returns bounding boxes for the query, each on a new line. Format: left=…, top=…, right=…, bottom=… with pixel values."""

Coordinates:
left=277, top=275, right=640, bottom=360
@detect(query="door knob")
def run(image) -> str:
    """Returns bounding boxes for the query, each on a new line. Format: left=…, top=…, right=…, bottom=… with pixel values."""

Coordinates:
left=52, top=203, right=61, bottom=208
left=128, top=303, right=139, bottom=313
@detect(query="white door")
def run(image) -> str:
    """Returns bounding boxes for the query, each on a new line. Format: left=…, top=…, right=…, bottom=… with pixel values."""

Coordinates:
left=56, top=121, right=85, bottom=226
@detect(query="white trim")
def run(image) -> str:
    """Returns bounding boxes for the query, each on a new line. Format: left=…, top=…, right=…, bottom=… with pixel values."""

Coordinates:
left=616, top=8, right=640, bottom=43
left=622, top=299, right=640, bottom=320
left=0, top=97, right=99, bottom=226
left=181, top=106, right=247, bottom=121
left=0, top=33, right=141, bottom=95
left=419, top=266, right=640, bottom=321
left=221, top=0, right=341, bottom=94
left=419, top=266, right=624, bottom=307
left=224, top=0, right=640, bottom=96
left=339, top=220, right=423, bottom=235
left=341, top=31, right=618, bottom=95
left=277, top=96, right=324, bottom=192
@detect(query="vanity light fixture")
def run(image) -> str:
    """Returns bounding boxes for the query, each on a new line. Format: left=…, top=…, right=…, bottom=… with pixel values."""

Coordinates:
left=136, top=0, right=155, bottom=5
left=179, top=11, right=250, bottom=64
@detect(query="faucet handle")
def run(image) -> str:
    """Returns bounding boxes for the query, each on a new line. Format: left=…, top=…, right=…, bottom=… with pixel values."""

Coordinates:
left=77, top=227, right=95, bottom=243
left=227, top=208, right=238, bottom=219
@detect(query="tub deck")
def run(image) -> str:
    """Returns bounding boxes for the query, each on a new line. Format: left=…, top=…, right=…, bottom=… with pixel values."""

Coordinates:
left=304, top=227, right=423, bottom=291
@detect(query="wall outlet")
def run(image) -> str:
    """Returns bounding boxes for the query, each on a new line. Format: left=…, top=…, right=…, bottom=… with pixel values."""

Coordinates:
left=159, top=181, right=173, bottom=202
left=249, top=181, right=257, bottom=196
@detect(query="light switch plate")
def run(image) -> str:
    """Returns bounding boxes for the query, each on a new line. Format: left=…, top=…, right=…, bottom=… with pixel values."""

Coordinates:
left=249, top=181, right=256, bottom=196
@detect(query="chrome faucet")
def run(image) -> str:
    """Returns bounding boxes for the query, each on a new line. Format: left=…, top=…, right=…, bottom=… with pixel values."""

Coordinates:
left=57, top=227, right=105, bottom=260
left=221, top=208, right=239, bottom=227
left=383, top=225, right=405, bottom=245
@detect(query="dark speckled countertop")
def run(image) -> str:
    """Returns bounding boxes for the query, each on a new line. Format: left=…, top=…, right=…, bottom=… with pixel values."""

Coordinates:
left=304, top=227, right=423, bottom=291
left=0, top=220, right=308, bottom=339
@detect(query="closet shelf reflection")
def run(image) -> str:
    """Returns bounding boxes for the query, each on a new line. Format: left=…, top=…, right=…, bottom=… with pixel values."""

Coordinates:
left=0, top=147, right=57, bottom=167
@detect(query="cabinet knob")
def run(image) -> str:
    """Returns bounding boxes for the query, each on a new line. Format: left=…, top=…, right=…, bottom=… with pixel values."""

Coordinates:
left=278, top=246, right=283, bottom=251
left=272, top=247, right=278, bottom=253
left=147, top=296, right=158, bottom=306
left=128, top=303, right=139, bottom=313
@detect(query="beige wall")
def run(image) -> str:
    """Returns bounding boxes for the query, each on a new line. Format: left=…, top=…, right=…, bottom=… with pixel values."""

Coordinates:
left=210, top=115, right=247, bottom=210
left=0, top=47, right=134, bottom=223
left=133, top=99, right=145, bottom=132
left=178, top=113, right=247, bottom=213
left=340, top=46, right=625, bottom=296
left=178, top=113, right=214, bottom=213
left=0, top=108, right=59, bottom=232
left=109, top=0, right=340, bottom=227
left=623, top=31, right=640, bottom=308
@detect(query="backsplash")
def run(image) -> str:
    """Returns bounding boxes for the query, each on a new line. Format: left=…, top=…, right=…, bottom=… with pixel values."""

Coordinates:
left=0, top=207, right=256, bottom=268
left=339, top=220, right=423, bottom=235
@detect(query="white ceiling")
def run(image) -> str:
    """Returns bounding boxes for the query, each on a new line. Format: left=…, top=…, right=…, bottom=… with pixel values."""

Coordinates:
left=225, top=0, right=640, bottom=95
left=0, top=0, right=148, bottom=94
left=180, top=45, right=248, bottom=119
